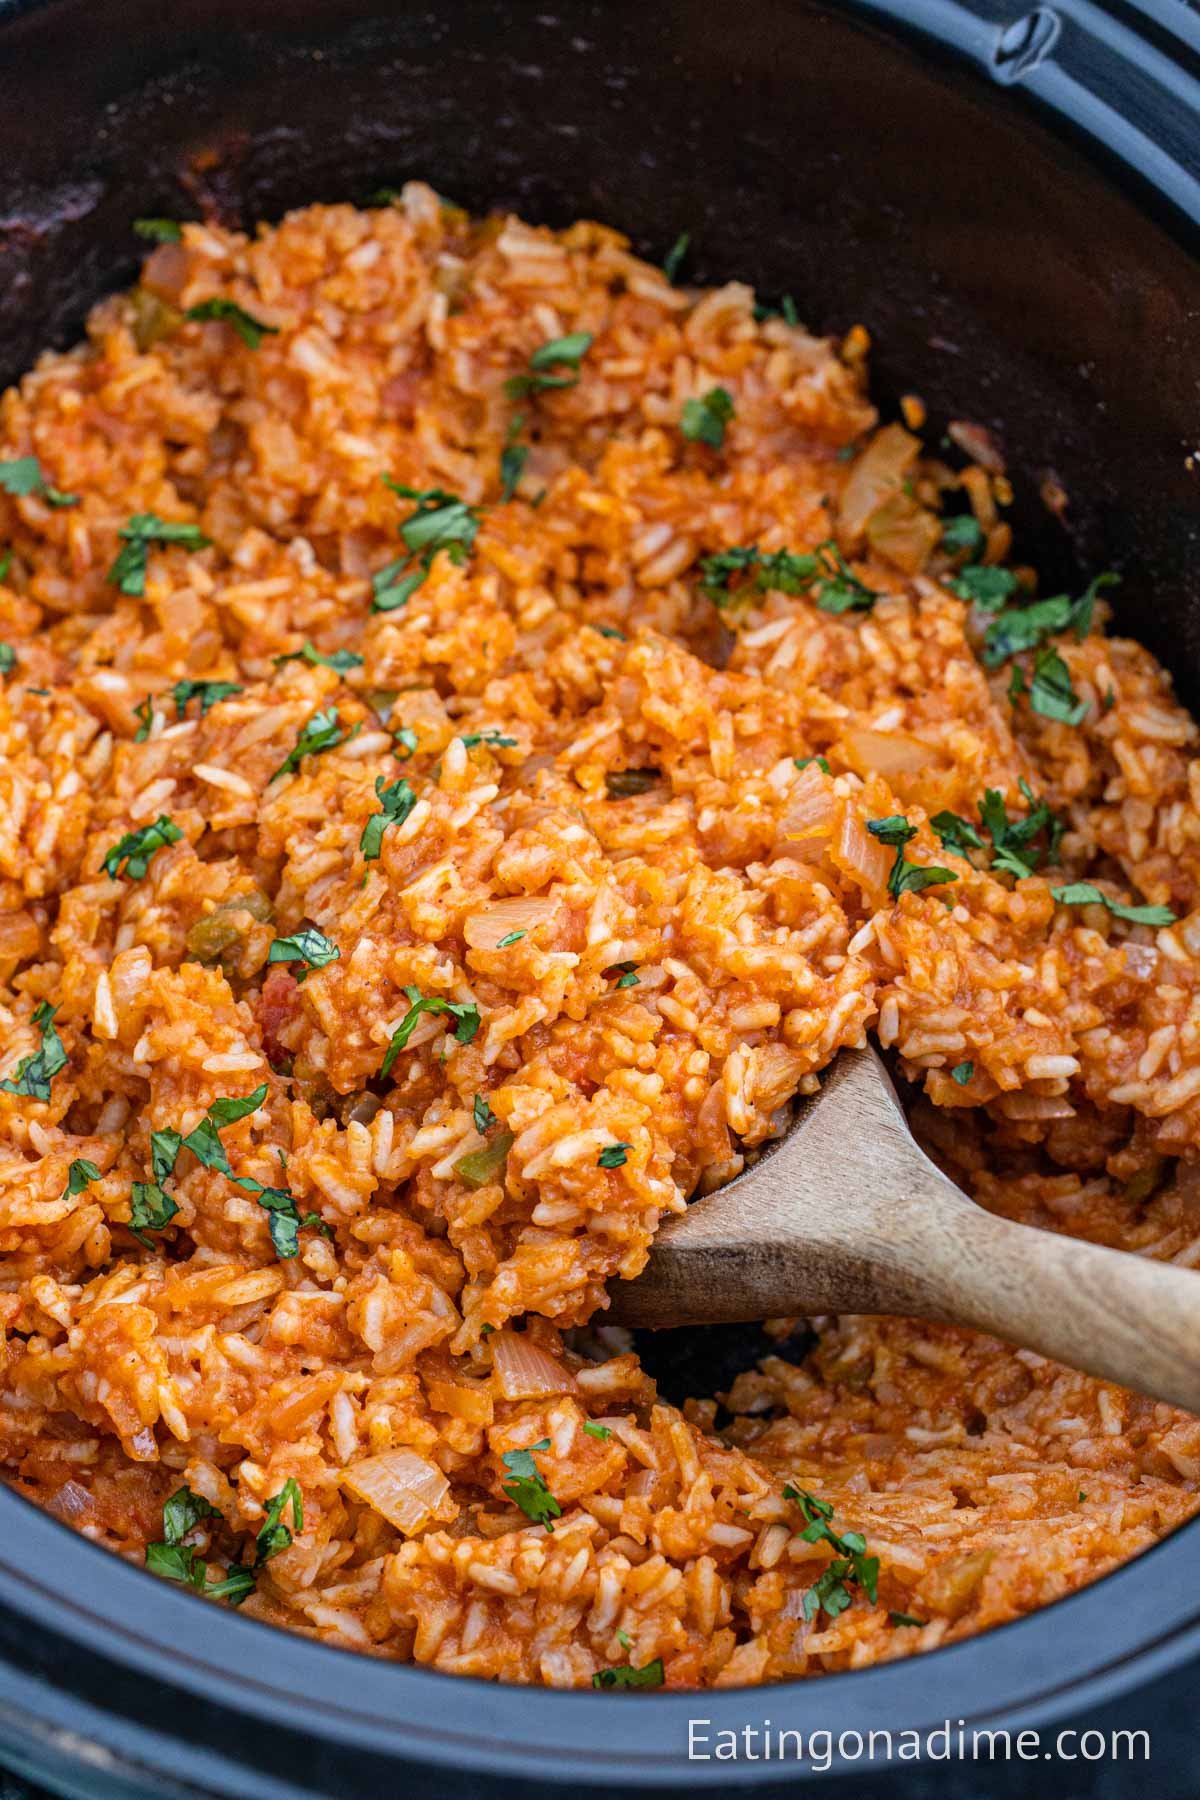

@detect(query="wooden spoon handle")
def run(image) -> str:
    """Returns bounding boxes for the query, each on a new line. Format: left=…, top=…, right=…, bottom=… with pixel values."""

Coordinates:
left=898, top=1180, right=1200, bottom=1414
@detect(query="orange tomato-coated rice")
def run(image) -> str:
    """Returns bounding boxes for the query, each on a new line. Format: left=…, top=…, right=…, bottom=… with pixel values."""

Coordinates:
left=0, top=185, right=1198, bottom=1687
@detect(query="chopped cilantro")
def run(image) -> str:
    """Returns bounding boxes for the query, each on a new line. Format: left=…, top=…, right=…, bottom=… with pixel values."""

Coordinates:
left=583, top=1420, right=612, bottom=1441
left=267, top=927, right=340, bottom=981
left=662, top=231, right=690, bottom=283
left=1, top=1001, right=67, bottom=1102
left=256, top=1477, right=302, bottom=1563
left=930, top=810, right=984, bottom=856
left=360, top=774, right=417, bottom=861
left=934, top=781, right=1062, bottom=882
left=269, top=706, right=346, bottom=782
left=1050, top=883, right=1176, bottom=927
left=393, top=725, right=419, bottom=758
left=504, top=332, right=593, bottom=401
left=607, top=961, right=640, bottom=989
left=951, top=564, right=1019, bottom=610
left=133, top=695, right=155, bottom=741
left=496, top=930, right=526, bottom=948
left=1028, top=646, right=1087, bottom=725
left=0, top=643, right=12, bottom=677
left=500, top=413, right=528, bottom=502
left=699, top=540, right=876, bottom=614
left=173, top=678, right=243, bottom=718
left=145, top=1485, right=255, bottom=1606
left=592, top=1659, right=665, bottom=1690
left=950, top=1061, right=974, bottom=1086
left=373, top=481, right=482, bottom=612
left=501, top=1438, right=562, bottom=1530
left=982, top=572, right=1117, bottom=669
left=129, top=1180, right=178, bottom=1245
left=591, top=623, right=626, bottom=641
left=889, top=1612, right=926, bottom=1629
left=783, top=1484, right=879, bottom=1622
left=867, top=816, right=957, bottom=902
left=274, top=641, right=364, bottom=673
left=460, top=728, right=518, bottom=749
left=185, top=298, right=278, bottom=349
left=381, top=985, right=481, bottom=1077
left=107, top=514, right=211, bottom=597
left=62, top=1157, right=101, bottom=1200
left=681, top=386, right=734, bottom=449
left=473, top=1092, right=498, bottom=1133
left=941, top=515, right=984, bottom=556
left=794, top=756, right=831, bottom=775
left=598, top=1142, right=631, bottom=1169
left=233, top=1174, right=327, bottom=1258
left=100, top=814, right=183, bottom=880
left=0, top=456, right=77, bottom=508
left=133, top=218, right=182, bottom=243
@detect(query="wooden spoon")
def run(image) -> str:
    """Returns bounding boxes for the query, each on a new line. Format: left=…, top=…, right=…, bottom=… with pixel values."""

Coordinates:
left=606, top=1046, right=1200, bottom=1414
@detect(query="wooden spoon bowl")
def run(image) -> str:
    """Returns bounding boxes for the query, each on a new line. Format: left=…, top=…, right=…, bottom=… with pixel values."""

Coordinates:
left=607, top=1047, right=1200, bottom=1414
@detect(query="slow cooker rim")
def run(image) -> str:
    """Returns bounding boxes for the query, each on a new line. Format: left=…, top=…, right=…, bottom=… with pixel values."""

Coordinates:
left=0, top=0, right=1197, bottom=1791
left=1, top=1484, right=1199, bottom=1790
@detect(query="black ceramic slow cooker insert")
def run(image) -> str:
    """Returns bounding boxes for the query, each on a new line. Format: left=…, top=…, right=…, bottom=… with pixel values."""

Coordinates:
left=0, top=2, right=1198, bottom=1796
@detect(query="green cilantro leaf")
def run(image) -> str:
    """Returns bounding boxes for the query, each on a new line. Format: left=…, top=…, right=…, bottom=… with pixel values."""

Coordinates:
left=0, top=643, right=14, bottom=675
left=0, top=456, right=77, bottom=508
left=1050, top=883, right=1176, bottom=927
left=1028, top=646, right=1087, bottom=725
left=380, top=985, right=481, bottom=1077
left=950, top=1061, right=974, bottom=1086
left=173, top=679, right=242, bottom=718
left=662, top=231, right=690, bottom=283
left=267, top=927, right=340, bottom=981
left=129, top=1181, right=178, bottom=1245
left=698, top=540, right=875, bottom=614
left=951, top=564, right=1019, bottom=611
left=206, top=1085, right=269, bottom=1127
left=500, top=413, right=528, bottom=503
left=931, top=810, right=984, bottom=856
left=133, top=696, right=155, bottom=740
left=941, top=515, right=984, bottom=556
left=273, top=641, right=364, bottom=673
left=501, top=1438, right=562, bottom=1531
left=598, top=1142, right=631, bottom=1169
left=1, top=1001, right=68, bottom=1102
left=889, top=1611, right=927, bottom=1629
left=473, top=1092, right=498, bottom=1133
left=185, top=298, right=278, bottom=349
left=269, top=706, right=346, bottom=782
left=393, top=725, right=419, bottom=758
left=460, top=728, right=518, bottom=748
left=583, top=1421, right=612, bottom=1441
left=134, top=218, right=183, bottom=243
left=607, top=960, right=640, bottom=989
left=592, top=1659, right=665, bottom=1689
left=496, top=930, right=525, bottom=948
left=63, top=1157, right=101, bottom=1200
left=794, top=755, right=831, bottom=774
left=360, top=775, right=416, bottom=860
left=783, top=1484, right=879, bottom=1620
left=504, top=332, right=593, bottom=401
left=373, top=482, right=483, bottom=612
left=256, top=1477, right=303, bottom=1563
left=162, top=1484, right=219, bottom=1544
left=681, top=386, right=734, bottom=449
left=867, top=816, right=957, bottom=902
left=100, top=814, right=183, bottom=880
left=107, top=514, right=211, bottom=596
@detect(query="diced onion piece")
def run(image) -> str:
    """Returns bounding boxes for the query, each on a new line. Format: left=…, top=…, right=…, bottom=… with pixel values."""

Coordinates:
left=840, top=727, right=946, bottom=788
left=46, top=1479, right=95, bottom=1523
left=464, top=897, right=556, bottom=951
left=838, top=423, right=920, bottom=541
left=781, top=763, right=836, bottom=845
left=864, top=493, right=943, bottom=575
left=833, top=807, right=893, bottom=894
left=341, top=1449, right=449, bottom=1535
left=425, top=1373, right=494, bottom=1425
left=454, top=1130, right=514, bottom=1190
left=492, top=1331, right=581, bottom=1400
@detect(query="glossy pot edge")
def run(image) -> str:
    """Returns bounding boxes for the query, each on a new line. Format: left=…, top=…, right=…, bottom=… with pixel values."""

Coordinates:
left=0, top=0, right=1197, bottom=1792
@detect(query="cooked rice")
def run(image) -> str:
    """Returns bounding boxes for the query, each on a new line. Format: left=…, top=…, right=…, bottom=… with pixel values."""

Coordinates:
left=0, top=185, right=1197, bottom=1686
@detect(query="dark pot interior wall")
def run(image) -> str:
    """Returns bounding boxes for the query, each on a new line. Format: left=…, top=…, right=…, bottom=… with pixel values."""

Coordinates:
left=0, top=0, right=1198, bottom=691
